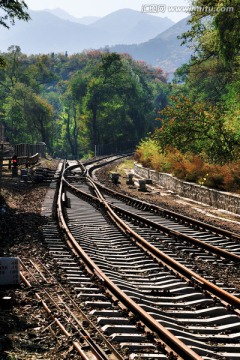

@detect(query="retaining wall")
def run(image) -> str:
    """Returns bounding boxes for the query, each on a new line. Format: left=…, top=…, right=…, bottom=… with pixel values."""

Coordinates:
left=134, top=163, right=240, bottom=215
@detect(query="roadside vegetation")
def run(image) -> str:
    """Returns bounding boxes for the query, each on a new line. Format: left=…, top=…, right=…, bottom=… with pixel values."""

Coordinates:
left=113, top=158, right=135, bottom=177
left=135, top=140, right=240, bottom=192
left=136, top=0, right=240, bottom=192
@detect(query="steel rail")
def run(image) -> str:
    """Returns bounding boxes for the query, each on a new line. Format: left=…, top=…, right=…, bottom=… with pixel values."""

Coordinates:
left=20, top=271, right=91, bottom=360
left=21, top=259, right=111, bottom=360
left=110, top=204, right=240, bottom=263
left=20, top=239, right=111, bottom=360
left=87, top=161, right=240, bottom=259
left=37, top=259, right=125, bottom=360
left=59, top=161, right=125, bottom=360
left=83, top=153, right=132, bottom=168
left=92, top=171, right=240, bottom=242
left=64, top=163, right=240, bottom=310
left=107, top=204, right=240, bottom=309
left=62, top=165, right=204, bottom=360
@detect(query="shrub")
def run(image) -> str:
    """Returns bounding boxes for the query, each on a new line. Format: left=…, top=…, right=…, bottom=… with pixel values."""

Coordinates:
left=204, top=166, right=224, bottom=189
left=135, top=139, right=161, bottom=169
left=183, top=155, right=206, bottom=182
left=150, top=152, right=165, bottom=172
left=164, top=148, right=187, bottom=179
left=222, top=162, right=240, bottom=192
left=135, top=140, right=240, bottom=192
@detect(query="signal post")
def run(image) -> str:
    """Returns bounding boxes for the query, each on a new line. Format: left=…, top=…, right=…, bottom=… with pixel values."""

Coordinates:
left=12, top=154, right=18, bottom=177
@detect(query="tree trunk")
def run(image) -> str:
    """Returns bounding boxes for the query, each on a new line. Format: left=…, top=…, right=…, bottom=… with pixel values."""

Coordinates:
left=92, top=107, right=97, bottom=152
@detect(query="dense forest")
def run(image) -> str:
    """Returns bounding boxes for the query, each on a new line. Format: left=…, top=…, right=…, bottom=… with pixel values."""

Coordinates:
left=0, top=47, right=168, bottom=158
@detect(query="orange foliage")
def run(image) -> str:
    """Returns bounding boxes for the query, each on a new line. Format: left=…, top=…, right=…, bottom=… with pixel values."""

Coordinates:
left=136, top=140, right=240, bottom=192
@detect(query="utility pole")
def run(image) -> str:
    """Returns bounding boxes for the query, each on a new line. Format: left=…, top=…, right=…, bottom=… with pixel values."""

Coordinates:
left=0, top=123, right=3, bottom=194
left=0, top=143, right=3, bottom=195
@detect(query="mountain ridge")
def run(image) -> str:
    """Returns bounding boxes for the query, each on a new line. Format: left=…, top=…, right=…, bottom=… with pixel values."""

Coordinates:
left=108, top=16, right=192, bottom=76
left=44, top=8, right=100, bottom=25
left=0, top=8, right=174, bottom=51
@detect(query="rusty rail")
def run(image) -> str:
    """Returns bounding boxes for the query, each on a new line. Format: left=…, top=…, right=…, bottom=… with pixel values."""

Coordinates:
left=111, top=205, right=240, bottom=263
left=20, top=272, right=91, bottom=360
left=95, top=178, right=240, bottom=242
left=61, top=163, right=204, bottom=360
left=65, top=162, right=240, bottom=310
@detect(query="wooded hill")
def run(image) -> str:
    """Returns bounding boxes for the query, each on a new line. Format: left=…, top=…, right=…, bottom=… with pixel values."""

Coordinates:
left=0, top=8, right=189, bottom=76
left=109, top=16, right=192, bottom=76
left=0, top=48, right=168, bottom=158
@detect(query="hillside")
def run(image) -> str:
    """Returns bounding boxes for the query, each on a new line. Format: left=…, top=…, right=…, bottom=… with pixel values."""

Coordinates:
left=109, top=16, right=192, bottom=77
left=89, top=8, right=174, bottom=44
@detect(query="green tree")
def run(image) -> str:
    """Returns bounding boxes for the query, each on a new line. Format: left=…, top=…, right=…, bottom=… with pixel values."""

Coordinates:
left=0, top=1, right=30, bottom=66
left=3, top=82, right=53, bottom=146
left=0, top=47, right=55, bottom=145
left=0, top=0, right=30, bottom=28
left=24, top=93, right=53, bottom=148
left=0, top=48, right=167, bottom=157
left=84, top=53, right=157, bottom=151
left=3, top=83, right=27, bottom=143
left=155, top=95, right=237, bottom=163
left=180, top=0, right=240, bottom=65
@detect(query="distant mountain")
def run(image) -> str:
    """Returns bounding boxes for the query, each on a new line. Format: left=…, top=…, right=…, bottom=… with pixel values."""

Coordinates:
left=75, top=16, right=101, bottom=25
left=109, top=16, right=192, bottom=77
left=0, top=8, right=174, bottom=55
left=0, top=10, right=107, bottom=54
left=89, top=8, right=174, bottom=44
left=45, top=8, right=100, bottom=25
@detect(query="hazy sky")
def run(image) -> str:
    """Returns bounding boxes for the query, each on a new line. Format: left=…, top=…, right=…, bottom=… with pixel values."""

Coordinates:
left=26, top=0, right=191, bottom=22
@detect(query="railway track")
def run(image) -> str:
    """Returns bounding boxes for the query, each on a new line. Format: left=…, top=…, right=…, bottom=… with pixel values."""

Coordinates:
left=87, top=158, right=240, bottom=292
left=57, top=158, right=240, bottom=359
left=20, top=156, right=240, bottom=359
left=20, top=254, right=114, bottom=360
left=38, top=157, right=173, bottom=359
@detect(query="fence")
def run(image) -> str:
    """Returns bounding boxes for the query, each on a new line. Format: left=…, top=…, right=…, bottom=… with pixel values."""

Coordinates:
left=14, top=143, right=46, bottom=157
left=2, top=153, right=40, bottom=169
left=95, top=140, right=137, bottom=157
